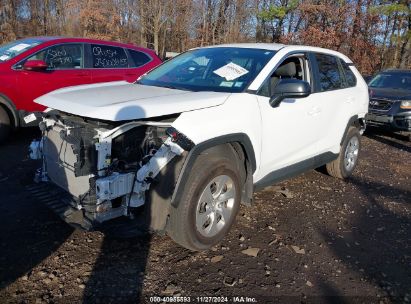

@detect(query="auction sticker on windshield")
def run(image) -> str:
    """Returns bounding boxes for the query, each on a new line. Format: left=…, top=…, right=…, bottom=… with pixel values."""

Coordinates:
left=9, top=43, right=31, bottom=52
left=213, top=62, right=249, bottom=81
left=220, top=81, right=234, bottom=87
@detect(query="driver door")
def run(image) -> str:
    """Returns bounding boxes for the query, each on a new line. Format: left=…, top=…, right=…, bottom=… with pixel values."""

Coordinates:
left=16, top=43, right=92, bottom=112
left=255, top=53, right=324, bottom=182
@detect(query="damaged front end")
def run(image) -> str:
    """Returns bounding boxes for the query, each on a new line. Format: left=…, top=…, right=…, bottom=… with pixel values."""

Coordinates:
left=29, top=111, right=193, bottom=232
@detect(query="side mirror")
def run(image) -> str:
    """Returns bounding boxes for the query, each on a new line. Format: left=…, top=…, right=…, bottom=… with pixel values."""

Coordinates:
left=23, top=60, right=48, bottom=71
left=269, top=79, right=311, bottom=107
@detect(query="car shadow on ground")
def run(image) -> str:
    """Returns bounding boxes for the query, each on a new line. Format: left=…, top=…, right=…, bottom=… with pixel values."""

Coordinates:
left=314, top=280, right=349, bottom=304
left=0, top=123, right=159, bottom=302
left=0, top=128, right=75, bottom=289
left=82, top=105, right=183, bottom=303
left=318, top=175, right=411, bottom=302
left=82, top=157, right=182, bottom=302
left=82, top=162, right=181, bottom=303
left=365, top=128, right=410, bottom=152
left=81, top=234, right=152, bottom=303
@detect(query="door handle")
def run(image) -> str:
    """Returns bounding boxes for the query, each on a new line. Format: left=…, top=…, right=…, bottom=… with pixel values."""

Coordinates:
left=75, top=73, right=89, bottom=77
left=308, top=107, right=321, bottom=116
left=346, top=97, right=354, bottom=103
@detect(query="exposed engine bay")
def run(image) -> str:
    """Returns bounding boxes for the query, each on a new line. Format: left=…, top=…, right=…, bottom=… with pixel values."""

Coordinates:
left=29, top=111, right=194, bottom=230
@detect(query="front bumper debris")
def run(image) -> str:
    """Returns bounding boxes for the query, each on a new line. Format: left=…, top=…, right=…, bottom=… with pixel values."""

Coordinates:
left=29, top=113, right=194, bottom=231
left=26, top=182, right=92, bottom=230
left=95, top=137, right=186, bottom=209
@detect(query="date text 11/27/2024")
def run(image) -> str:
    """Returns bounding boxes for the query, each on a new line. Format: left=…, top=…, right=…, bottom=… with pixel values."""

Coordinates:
left=148, top=296, right=258, bottom=303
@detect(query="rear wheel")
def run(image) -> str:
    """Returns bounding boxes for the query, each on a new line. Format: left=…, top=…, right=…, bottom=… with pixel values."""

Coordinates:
left=326, top=126, right=361, bottom=179
left=0, top=106, right=11, bottom=143
left=168, top=147, right=242, bottom=251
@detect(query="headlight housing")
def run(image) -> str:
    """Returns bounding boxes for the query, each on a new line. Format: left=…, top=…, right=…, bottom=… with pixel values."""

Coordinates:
left=400, top=100, right=411, bottom=109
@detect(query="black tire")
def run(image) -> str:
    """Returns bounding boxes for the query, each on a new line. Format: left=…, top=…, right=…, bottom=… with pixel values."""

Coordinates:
left=168, top=146, right=242, bottom=251
left=0, top=106, right=11, bottom=143
left=326, top=126, right=361, bottom=179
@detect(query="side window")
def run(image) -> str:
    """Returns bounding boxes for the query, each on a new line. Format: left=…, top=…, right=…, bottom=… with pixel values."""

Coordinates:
left=129, top=49, right=151, bottom=67
left=258, top=55, right=309, bottom=97
left=91, top=44, right=128, bottom=68
left=26, top=44, right=83, bottom=69
left=315, top=54, right=344, bottom=91
left=340, top=60, right=357, bottom=87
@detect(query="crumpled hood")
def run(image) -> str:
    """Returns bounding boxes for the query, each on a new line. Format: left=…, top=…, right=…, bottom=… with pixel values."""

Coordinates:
left=35, top=81, right=231, bottom=121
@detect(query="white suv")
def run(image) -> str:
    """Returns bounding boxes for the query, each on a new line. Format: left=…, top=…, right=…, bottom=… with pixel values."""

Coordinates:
left=29, top=43, right=368, bottom=250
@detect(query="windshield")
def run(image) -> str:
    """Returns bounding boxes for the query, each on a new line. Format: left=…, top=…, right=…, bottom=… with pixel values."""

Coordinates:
left=369, top=72, right=411, bottom=91
left=138, top=47, right=276, bottom=93
left=0, top=38, right=43, bottom=62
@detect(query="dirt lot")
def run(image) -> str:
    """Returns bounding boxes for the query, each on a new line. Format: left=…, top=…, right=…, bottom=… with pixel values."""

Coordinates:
left=0, top=128, right=410, bottom=304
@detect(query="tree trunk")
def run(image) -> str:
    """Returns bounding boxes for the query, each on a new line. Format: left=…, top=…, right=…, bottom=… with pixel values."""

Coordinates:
left=139, top=2, right=146, bottom=47
left=393, top=18, right=404, bottom=68
left=380, top=15, right=392, bottom=70
left=153, top=25, right=159, bottom=54
left=399, top=12, right=411, bottom=68
left=43, top=0, right=49, bottom=35
left=399, top=37, right=410, bottom=68
left=349, top=0, right=362, bottom=57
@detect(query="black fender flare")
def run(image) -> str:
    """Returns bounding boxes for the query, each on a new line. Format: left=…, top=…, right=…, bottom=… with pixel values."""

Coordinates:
left=340, top=115, right=363, bottom=146
left=170, top=133, right=256, bottom=207
left=0, top=94, right=19, bottom=127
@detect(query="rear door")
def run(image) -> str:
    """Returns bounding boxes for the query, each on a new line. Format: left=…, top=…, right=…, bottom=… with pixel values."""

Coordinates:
left=88, top=44, right=130, bottom=83
left=16, top=43, right=92, bottom=112
left=310, top=53, right=356, bottom=153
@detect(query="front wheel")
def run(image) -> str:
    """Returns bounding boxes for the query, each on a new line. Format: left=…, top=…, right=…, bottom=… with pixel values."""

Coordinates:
left=326, top=126, right=361, bottom=179
left=168, top=147, right=242, bottom=251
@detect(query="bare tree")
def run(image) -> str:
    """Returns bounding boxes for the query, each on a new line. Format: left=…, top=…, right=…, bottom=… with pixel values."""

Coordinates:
left=0, top=0, right=409, bottom=72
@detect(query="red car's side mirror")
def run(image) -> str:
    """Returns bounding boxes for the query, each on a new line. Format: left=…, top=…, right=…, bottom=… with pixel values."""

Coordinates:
left=23, top=60, right=48, bottom=71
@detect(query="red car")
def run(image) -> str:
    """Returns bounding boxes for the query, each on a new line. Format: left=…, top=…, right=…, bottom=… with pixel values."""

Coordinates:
left=0, top=37, right=162, bottom=142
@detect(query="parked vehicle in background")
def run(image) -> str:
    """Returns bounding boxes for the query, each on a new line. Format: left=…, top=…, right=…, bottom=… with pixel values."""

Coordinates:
left=0, top=37, right=162, bottom=143
left=29, top=43, right=368, bottom=250
left=165, top=52, right=180, bottom=60
left=363, top=75, right=373, bottom=83
left=366, top=69, right=411, bottom=141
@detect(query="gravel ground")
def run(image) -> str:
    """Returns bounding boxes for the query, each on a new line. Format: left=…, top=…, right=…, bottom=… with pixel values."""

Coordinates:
left=0, top=128, right=410, bottom=304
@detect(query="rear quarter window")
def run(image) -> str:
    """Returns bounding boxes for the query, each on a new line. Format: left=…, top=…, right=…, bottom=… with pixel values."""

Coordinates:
left=128, top=49, right=151, bottom=67
left=340, top=60, right=357, bottom=87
